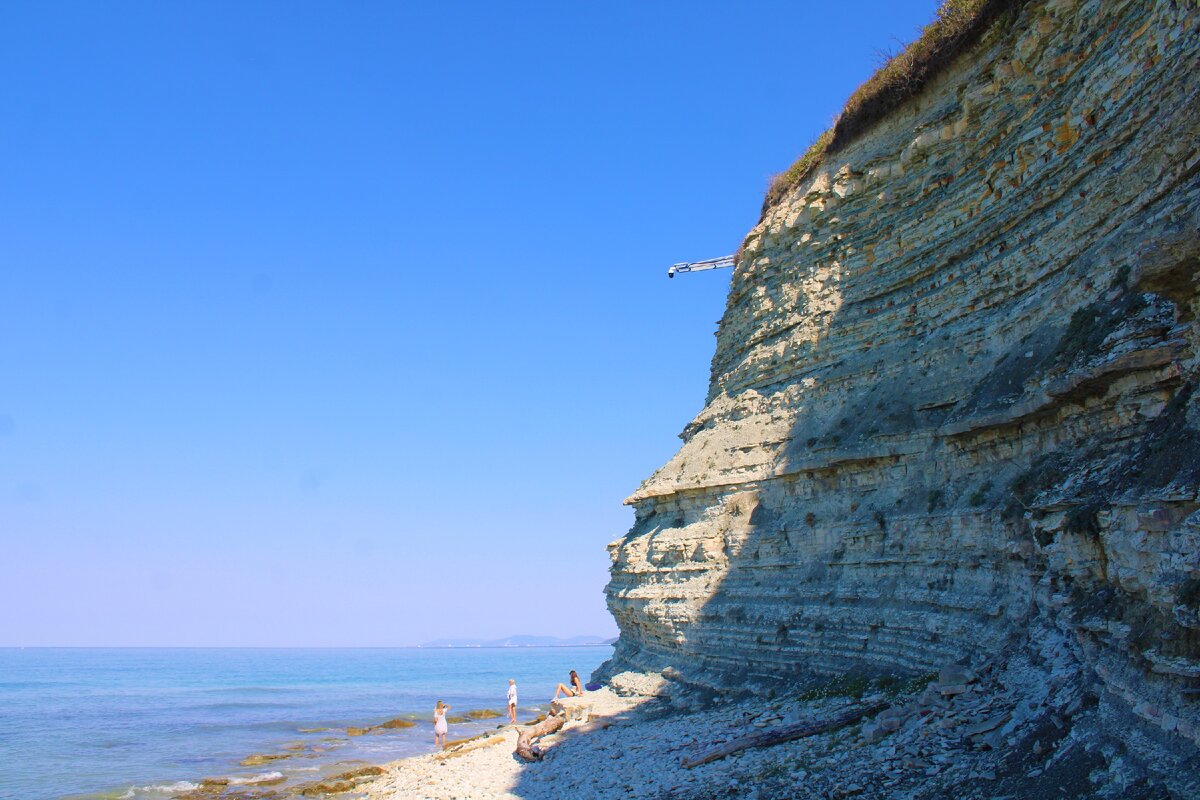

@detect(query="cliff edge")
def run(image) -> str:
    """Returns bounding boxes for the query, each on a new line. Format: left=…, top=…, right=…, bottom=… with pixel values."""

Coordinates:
left=601, top=0, right=1200, bottom=791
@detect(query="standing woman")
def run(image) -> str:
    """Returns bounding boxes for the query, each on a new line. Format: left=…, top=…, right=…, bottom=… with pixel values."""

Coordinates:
left=433, top=700, right=450, bottom=748
left=506, top=679, right=518, bottom=724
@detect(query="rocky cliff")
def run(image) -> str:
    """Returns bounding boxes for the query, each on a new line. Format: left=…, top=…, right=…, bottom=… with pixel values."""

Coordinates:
left=601, top=0, right=1200, bottom=782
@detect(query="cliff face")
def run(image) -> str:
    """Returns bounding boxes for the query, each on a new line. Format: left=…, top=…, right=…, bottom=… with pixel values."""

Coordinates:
left=603, top=0, right=1200, bottom=756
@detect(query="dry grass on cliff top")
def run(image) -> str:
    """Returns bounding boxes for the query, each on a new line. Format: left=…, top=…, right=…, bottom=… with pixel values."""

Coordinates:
left=759, top=0, right=1025, bottom=219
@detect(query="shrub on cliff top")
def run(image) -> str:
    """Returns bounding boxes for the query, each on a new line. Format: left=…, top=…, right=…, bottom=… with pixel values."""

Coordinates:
left=762, top=130, right=833, bottom=220
left=761, top=0, right=1025, bottom=217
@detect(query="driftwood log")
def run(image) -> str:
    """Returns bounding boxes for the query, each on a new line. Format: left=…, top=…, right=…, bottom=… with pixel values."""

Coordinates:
left=681, top=701, right=889, bottom=768
left=515, top=712, right=566, bottom=761
left=437, top=733, right=507, bottom=760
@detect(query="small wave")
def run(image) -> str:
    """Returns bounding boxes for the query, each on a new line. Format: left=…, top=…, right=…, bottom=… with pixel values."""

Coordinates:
left=229, top=771, right=283, bottom=785
left=120, top=781, right=200, bottom=798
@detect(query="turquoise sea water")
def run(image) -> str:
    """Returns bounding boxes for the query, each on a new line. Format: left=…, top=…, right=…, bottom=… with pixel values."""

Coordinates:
left=0, top=646, right=614, bottom=800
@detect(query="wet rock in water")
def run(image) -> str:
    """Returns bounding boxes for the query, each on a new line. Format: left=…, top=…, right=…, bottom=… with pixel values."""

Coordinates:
left=445, top=715, right=470, bottom=724
left=375, top=717, right=416, bottom=729
left=172, top=778, right=227, bottom=797
left=291, top=765, right=385, bottom=796
left=238, top=753, right=291, bottom=767
left=175, top=780, right=266, bottom=800
left=463, top=709, right=502, bottom=720
left=349, top=716, right=418, bottom=734
left=223, top=791, right=284, bottom=800
left=297, top=727, right=327, bottom=733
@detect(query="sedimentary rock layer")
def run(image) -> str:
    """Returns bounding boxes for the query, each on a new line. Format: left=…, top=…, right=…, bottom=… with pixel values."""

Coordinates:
left=601, top=0, right=1200, bottom=765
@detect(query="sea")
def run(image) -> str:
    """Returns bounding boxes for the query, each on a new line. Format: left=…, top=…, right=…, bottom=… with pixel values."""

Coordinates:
left=0, top=645, right=614, bottom=800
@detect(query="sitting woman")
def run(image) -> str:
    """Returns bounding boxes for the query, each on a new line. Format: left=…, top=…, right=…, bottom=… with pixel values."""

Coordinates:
left=552, top=669, right=584, bottom=700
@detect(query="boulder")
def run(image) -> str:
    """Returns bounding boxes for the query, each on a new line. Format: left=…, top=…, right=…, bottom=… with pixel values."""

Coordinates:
left=238, top=753, right=291, bottom=767
left=937, top=664, right=976, bottom=686
left=962, top=712, right=1011, bottom=738
left=464, top=709, right=502, bottom=720
left=375, top=717, right=417, bottom=729
left=291, top=766, right=384, bottom=796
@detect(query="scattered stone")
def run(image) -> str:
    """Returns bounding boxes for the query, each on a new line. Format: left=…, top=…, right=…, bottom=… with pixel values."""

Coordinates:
left=375, top=717, right=417, bottom=729
left=292, top=765, right=384, bottom=796
left=238, top=753, right=290, bottom=767
left=464, top=709, right=503, bottom=720
left=963, top=712, right=1011, bottom=738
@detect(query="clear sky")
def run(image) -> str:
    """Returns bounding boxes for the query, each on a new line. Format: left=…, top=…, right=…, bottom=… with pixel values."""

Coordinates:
left=0, top=1, right=940, bottom=646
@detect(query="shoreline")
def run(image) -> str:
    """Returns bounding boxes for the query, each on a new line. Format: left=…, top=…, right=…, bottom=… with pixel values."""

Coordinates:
left=358, top=686, right=649, bottom=800
left=67, top=642, right=1191, bottom=800
left=5, top=646, right=615, bottom=800
left=71, top=707, right=533, bottom=800
left=355, top=644, right=1185, bottom=800
left=54, top=636, right=1193, bottom=800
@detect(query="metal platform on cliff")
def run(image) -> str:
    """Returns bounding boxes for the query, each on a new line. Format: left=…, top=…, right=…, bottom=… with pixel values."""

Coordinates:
left=667, top=255, right=735, bottom=278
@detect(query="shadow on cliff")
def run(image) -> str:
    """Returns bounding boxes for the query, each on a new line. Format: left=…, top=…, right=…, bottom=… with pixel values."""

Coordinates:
left=602, top=232, right=1200, bottom=703
left=597, top=124, right=1200, bottom=698
left=564, top=7, right=1200, bottom=794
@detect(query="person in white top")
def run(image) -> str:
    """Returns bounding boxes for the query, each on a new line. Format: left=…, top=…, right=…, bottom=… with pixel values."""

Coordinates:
left=433, top=700, right=450, bottom=748
left=506, top=679, right=518, bottom=724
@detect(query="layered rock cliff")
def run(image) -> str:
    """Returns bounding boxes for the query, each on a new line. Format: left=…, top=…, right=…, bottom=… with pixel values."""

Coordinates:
left=601, top=0, right=1200, bottom=777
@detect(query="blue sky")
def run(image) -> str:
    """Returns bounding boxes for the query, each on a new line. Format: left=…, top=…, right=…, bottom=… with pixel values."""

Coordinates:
left=0, top=1, right=940, bottom=646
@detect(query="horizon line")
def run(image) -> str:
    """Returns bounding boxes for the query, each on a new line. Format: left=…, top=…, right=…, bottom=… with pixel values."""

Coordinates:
left=0, top=643, right=617, bottom=650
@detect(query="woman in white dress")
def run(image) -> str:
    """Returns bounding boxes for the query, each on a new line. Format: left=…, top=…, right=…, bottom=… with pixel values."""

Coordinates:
left=433, top=700, right=450, bottom=748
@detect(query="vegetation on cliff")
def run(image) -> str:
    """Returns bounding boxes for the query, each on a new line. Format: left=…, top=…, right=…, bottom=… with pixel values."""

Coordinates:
left=759, top=0, right=1026, bottom=218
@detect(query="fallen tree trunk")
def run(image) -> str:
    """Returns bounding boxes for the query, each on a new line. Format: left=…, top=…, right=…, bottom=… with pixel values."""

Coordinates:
left=515, top=712, right=566, bottom=761
left=681, top=701, right=888, bottom=768
left=437, top=733, right=507, bottom=760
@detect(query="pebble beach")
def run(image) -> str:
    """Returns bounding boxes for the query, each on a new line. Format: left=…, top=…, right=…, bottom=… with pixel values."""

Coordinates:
left=357, top=628, right=1158, bottom=800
